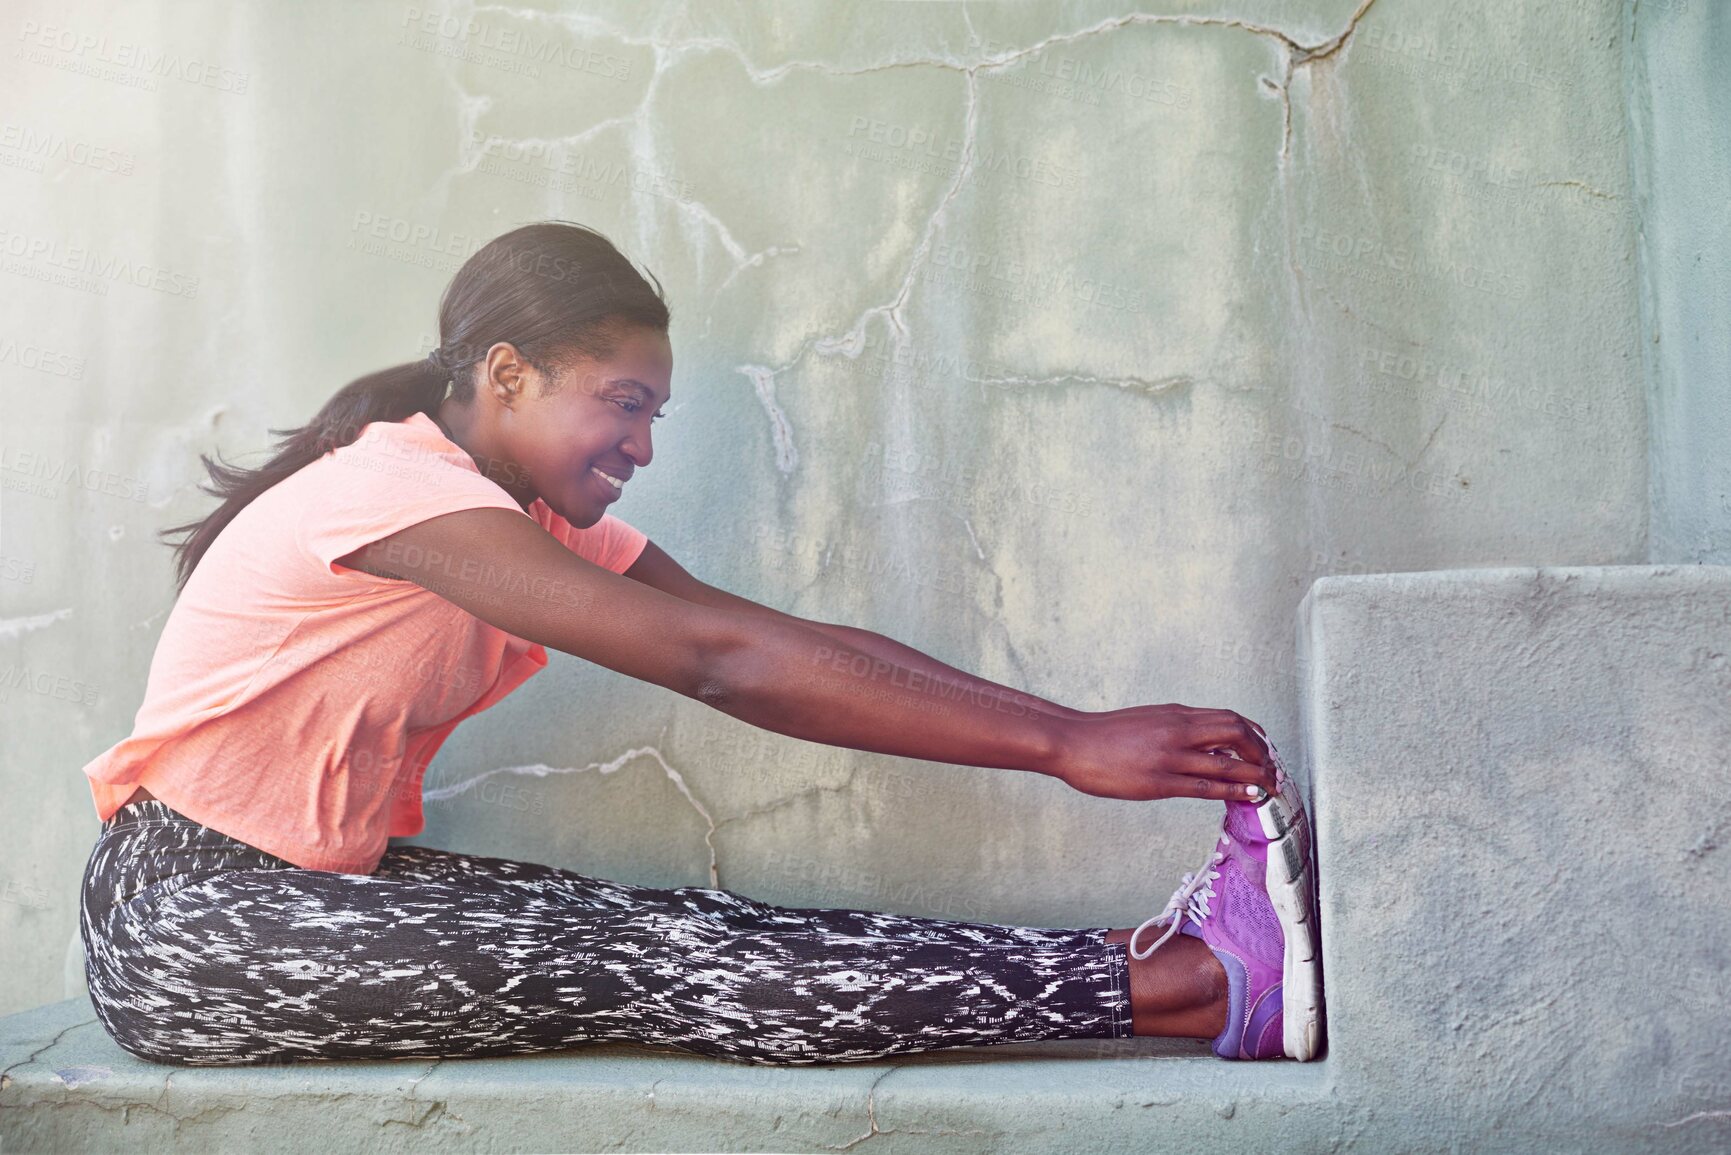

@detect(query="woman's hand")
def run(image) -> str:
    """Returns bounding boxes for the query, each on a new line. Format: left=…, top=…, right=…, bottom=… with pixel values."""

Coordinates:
left=1050, top=705, right=1277, bottom=802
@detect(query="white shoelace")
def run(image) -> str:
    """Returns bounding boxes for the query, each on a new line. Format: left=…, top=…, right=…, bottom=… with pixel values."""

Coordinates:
left=1127, top=843, right=1227, bottom=960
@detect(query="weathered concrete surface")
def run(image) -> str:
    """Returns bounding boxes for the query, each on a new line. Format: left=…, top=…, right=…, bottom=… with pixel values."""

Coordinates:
left=1300, top=565, right=1731, bottom=1154
left=1629, top=0, right=1731, bottom=565
left=8, top=0, right=1705, bottom=1025
left=0, top=995, right=1341, bottom=1154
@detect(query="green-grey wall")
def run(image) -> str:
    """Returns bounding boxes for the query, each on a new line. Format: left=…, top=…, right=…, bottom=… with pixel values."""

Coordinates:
left=1628, top=0, right=1731, bottom=564
left=0, top=0, right=1724, bottom=1020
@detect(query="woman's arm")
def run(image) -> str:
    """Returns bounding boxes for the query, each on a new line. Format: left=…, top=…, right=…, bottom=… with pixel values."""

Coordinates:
left=359, top=515, right=1274, bottom=801
left=622, top=539, right=1091, bottom=723
left=620, top=539, right=1276, bottom=801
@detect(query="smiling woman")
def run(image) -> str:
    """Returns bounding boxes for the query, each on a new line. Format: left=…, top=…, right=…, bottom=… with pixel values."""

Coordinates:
left=77, top=219, right=1317, bottom=1075
left=420, top=326, right=671, bottom=527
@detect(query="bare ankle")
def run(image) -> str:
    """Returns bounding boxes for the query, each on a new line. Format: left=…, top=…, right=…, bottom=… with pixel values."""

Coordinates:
left=1107, top=926, right=1229, bottom=1039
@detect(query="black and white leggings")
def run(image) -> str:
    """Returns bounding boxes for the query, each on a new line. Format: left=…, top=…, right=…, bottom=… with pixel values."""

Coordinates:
left=80, top=800, right=1133, bottom=1067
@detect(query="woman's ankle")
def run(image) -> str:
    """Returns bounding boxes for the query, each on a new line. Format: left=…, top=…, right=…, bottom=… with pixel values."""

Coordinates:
left=1106, top=926, right=1230, bottom=1039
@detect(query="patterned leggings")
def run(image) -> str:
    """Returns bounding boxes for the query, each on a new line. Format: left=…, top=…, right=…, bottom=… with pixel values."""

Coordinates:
left=80, top=800, right=1133, bottom=1067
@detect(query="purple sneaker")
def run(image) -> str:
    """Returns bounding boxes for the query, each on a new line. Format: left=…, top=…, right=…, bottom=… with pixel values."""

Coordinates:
left=1128, top=735, right=1323, bottom=1061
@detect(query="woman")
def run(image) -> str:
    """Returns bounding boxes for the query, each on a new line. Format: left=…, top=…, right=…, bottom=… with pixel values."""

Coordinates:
left=79, top=220, right=1323, bottom=1069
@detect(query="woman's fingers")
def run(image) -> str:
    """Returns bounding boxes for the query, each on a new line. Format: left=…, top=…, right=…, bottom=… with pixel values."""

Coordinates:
left=1175, top=775, right=1267, bottom=801
left=1188, top=716, right=1272, bottom=769
left=1166, top=749, right=1268, bottom=787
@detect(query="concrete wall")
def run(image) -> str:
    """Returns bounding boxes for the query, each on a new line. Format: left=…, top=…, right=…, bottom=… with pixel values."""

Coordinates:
left=0, top=0, right=1722, bottom=1020
left=1627, top=0, right=1731, bottom=564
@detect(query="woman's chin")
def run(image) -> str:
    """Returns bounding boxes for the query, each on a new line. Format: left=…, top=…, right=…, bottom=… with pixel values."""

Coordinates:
left=546, top=492, right=605, bottom=529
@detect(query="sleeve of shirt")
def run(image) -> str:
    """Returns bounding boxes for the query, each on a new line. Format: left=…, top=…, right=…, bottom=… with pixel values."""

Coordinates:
left=294, top=430, right=534, bottom=579
left=532, top=500, right=650, bottom=575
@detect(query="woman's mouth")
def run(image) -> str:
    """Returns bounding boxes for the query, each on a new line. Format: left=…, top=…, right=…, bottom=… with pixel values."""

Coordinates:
left=590, top=466, right=625, bottom=499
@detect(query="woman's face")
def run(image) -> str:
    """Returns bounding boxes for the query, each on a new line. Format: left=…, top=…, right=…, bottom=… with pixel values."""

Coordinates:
left=446, top=326, right=673, bottom=528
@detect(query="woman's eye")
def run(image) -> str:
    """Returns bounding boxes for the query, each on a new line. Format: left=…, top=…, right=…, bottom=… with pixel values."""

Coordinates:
left=609, top=400, right=661, bottom=422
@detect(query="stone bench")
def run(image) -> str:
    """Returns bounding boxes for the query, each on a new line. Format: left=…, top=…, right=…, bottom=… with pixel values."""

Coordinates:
left=4, top=565, right=1727, bottom=1152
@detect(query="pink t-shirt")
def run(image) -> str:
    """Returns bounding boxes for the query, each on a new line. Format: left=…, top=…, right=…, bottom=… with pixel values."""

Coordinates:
left=81, top=410, right=649, bottom=873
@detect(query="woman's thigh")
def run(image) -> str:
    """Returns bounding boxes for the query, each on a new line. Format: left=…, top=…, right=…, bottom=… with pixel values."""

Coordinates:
left=86, top=861, right=677, bottom=1065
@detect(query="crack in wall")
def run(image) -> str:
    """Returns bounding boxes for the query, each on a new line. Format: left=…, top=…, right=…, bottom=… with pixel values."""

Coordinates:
left=0, top=1014, right=98, bottom=1091
left=972, top=371, right=1195, bottom=400
left=712, top=766, right=862, bottom=834
left=824, top=1065, right=901, bottom=1151
left=1662, top=1108, right=1731, bottom=1128
left=737, top=364, right=799, bottom=474
left=1536, top=179, right=1621, bottom=200
left=0, top=607, right=74, bottom=640
left=822, top=1062, right=1004, bottom=1149
left=732, top=2, right=1379, bottom=472
left=425, top=746, right=719, bottom=885
left=467, top=3, right=1380, bottom=479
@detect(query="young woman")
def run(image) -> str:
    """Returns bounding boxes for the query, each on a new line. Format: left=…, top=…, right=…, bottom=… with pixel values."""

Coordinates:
left=79, top=220, right=1323, bottom=1069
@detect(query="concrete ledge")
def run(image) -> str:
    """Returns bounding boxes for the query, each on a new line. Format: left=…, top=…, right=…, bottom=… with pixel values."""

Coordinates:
left=1, top=997, right=1338, bottom=1153
left=9, top=564, right=1729, bottom=1152
left=1300, top=565, right=1731, bottom=1154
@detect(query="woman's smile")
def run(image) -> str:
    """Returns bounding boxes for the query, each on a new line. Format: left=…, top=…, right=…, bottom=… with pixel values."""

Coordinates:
left=589, top=465, right=626, bottom=501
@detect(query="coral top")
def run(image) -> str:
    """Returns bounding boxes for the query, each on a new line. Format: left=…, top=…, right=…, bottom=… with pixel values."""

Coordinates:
left=80, top=411, right=649, bottom=873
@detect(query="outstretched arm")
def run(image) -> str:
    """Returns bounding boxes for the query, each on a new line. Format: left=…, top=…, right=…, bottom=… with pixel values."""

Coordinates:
left=622, top=540, right=1091, bottom=724
left=354, top=511, right=1276, bottom=802
left=622, top=540, right=1274, bottom=801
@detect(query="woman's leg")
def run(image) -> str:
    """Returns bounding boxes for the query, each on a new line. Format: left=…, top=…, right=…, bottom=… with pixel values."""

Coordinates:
left=83, top=808, right=1219, bottom=1066
left=378, top=845, right=1231, bottom=1042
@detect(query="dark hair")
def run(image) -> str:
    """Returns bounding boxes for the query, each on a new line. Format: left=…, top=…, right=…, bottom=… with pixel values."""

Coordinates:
left=159, top=220, right=670, bottom=594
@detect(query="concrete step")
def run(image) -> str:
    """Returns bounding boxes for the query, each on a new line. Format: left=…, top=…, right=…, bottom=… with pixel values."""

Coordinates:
left=1299, top=564, right=1731, bottom=1153
left=4, top=564, right=1728, bottom=1152
left=0, top=996, right=1335, bottom=1152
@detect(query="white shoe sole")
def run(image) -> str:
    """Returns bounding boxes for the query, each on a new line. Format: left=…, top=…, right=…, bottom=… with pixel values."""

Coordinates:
left=1257, top=775, right=1324, bottom=1061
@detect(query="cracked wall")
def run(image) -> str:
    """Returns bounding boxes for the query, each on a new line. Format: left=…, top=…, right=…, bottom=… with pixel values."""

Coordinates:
left=1, top=0, right=1719, bottom=1019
